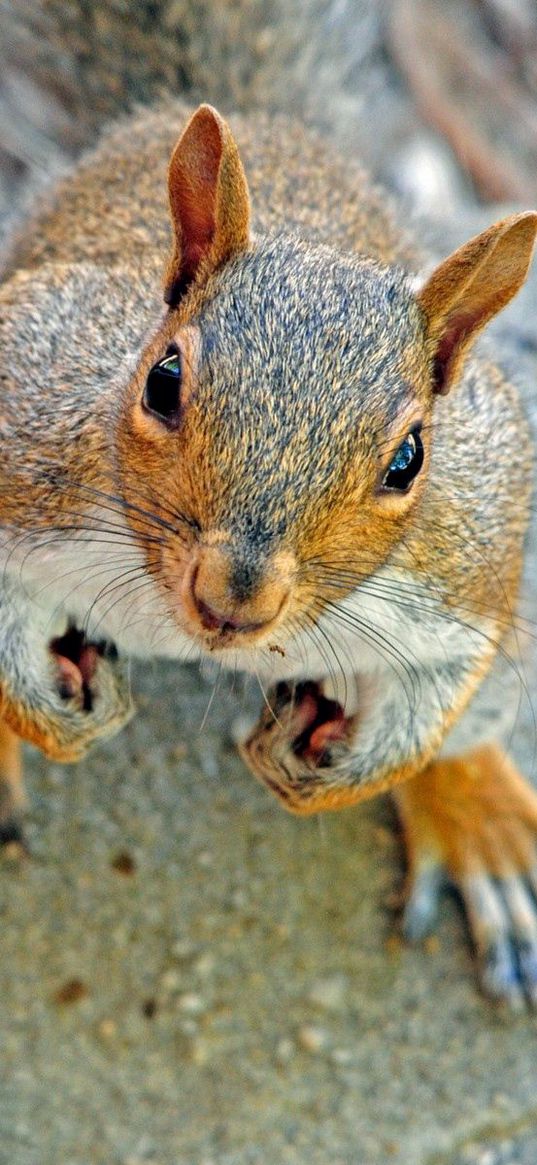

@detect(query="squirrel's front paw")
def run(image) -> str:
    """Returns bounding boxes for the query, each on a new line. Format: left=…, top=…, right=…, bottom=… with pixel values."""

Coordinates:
left=395, top=745, right=537, bottom=1010
left=37, top=626, right=134, bottom=761
left=1, top=626, right=133, bottom=763
left=239, top=681, right=355, bottom=814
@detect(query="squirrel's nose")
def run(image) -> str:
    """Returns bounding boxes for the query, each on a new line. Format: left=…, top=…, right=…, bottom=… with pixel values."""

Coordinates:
left=182, top=544, right=295, bottom=640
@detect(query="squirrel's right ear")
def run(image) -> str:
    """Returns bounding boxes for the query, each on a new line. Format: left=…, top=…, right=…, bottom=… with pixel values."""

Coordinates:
left=417, top=212, right=537, bottom=395
left=164, top=104, right=251, bottom=306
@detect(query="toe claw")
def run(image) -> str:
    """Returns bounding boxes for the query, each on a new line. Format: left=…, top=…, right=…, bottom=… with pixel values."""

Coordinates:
left=402, top=864, right=443, bottom=941
left=516, top=939, right=537, bottom=1007
left=480, top=939, right=525, bottom=1010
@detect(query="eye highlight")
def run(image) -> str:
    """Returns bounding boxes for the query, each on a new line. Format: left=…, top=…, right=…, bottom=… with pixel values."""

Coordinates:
left=143, top=351, right=182, bottom=425
left=382, top=427, right=424, bottom=492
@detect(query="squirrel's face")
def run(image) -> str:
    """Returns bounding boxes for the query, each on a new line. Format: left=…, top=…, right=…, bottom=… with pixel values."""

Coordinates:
left=118, top=237, right=433, bottom=658
left=116, top=104, right=536, bottom=664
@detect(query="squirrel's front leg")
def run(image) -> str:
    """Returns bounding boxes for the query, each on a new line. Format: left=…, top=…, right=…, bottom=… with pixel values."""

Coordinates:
left=239, top=661, right=464, bottom=815
left=0, top=582, right=134, bottom=846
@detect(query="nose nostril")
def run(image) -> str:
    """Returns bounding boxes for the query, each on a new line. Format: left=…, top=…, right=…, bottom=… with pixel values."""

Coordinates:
left=195, top=594, right=234, bottom=633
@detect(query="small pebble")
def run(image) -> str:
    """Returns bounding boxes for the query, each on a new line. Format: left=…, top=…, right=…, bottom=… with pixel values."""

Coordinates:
left=111, top=850, right=137, bottom=876
left=172, top=939, right=197, bottom=961
left=297, top=1024, right=329, bottom=1053
left=177, top=992, right=206, bottom=1015
left=331, top=1047, right=354, bottom=1065
left=194, top=952, right=215, bottom=978
left=180, top=1019, right=198, bottom=1037
left=308, top=975, right=347, bottom=1011
left=275, top=1037, right=295, bottom=1064
left=53, top=978, right=89, bottom=1006
left=168, top=742, right=187, bottom=761
left=98, top=1018, right=117, bottom=1039
left=141, top=998, right=158, bottom=1019
left=161, top=969, right=182, bottom=991
left=190, top=1037, right=209, bottom=1065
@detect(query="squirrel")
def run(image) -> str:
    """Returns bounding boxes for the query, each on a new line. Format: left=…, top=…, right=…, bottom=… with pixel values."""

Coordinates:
left=1, top=99, right=537, bottom=1008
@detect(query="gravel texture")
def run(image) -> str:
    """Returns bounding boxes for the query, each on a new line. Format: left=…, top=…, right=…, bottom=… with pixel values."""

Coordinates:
left=1, top=661, right=537, bottom=1165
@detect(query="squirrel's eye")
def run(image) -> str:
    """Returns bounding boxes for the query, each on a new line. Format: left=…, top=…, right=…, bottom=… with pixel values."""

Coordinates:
left=143, top=352, right=182, bottom=425
left=382, top=428, right=424, bottom=491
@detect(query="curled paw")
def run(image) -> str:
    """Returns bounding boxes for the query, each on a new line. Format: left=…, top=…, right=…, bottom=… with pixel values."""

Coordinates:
left=41, top=624, right=134, bottom=760
left=1, top=624, right=133, bottom=763
left=239, top=680, right=354, bottom=814
left=396, top=745, right=537, bottom=1009
left=51, top=626, right=115, bottom=713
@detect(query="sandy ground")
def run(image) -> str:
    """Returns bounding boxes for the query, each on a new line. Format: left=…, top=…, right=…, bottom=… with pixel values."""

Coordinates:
left=1, top=652, right=537, bottom=1165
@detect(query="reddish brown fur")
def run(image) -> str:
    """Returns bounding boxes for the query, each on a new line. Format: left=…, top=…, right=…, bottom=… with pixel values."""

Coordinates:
left=397, top=745, right=537, bottom=879
left=418, top=214, right=537, bottom=393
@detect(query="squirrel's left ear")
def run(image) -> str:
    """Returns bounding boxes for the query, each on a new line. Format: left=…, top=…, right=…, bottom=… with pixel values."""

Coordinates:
left=417, top=212, right=537, bottom=394
left=164, top=104, right=251, bottom=306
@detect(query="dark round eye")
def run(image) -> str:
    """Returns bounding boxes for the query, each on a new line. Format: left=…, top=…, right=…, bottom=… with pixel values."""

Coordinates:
left=382, top=428, right=424, bottom=491
left=143, top=351, right=182, bottom=425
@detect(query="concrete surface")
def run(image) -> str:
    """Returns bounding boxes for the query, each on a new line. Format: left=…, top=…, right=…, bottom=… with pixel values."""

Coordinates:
left=2, top=661, right=537, bottom=1165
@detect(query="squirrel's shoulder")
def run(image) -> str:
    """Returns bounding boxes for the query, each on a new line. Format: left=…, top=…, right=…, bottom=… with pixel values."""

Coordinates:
left=4, top=100, right=416, bottom=279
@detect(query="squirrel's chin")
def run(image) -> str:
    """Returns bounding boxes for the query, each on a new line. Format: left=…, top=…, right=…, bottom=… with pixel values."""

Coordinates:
left=186, top=630, right=289, bottom=675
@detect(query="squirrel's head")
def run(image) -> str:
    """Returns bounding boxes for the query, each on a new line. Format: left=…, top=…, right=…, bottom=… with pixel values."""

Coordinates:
left=117, top=105, right=537, bottom=662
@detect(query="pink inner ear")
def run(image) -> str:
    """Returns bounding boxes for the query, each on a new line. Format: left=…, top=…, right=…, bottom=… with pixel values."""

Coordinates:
left=181, top=232, right=214, bottom=287
left=167, top=115, right=223, bottom=297
left=432, top=308, right=483, bottom=394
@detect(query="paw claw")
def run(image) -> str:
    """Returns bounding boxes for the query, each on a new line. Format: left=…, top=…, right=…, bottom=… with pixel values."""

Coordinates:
left=518, top=941, right=537, bottom=1008
left=286, top=682, right=348, bottom=765
left=239, top=680, right=355, bottom=813
left=480, top=939, right=525, bottom=1010
left=402, top=864, right=443, bottom=941
left=461, top=872, right=537, bottom=1007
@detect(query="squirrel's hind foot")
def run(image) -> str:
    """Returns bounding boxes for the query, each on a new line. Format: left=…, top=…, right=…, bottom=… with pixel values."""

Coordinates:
left=395, top=745, right=537, bottom=1010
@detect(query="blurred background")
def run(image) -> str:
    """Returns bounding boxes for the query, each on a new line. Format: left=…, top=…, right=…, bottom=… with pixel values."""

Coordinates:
left=1, top=0, right=537, bottom=235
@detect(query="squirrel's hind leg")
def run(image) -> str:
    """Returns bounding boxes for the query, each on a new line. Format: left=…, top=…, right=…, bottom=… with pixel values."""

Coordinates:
left=0, top=718, right=26, bottom=854
left=395, top=745, right=537, bottom=1009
